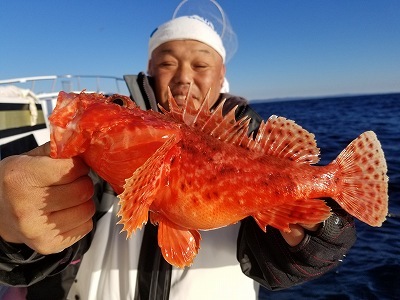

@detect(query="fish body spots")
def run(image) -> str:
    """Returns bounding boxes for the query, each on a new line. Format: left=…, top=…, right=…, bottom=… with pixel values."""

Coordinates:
left=190, top=196, right=201, bottom=206
left=180, top=182, right=187, bottom=192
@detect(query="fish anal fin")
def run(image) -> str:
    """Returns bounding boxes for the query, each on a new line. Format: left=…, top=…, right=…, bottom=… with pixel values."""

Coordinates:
left=333, top=131, right=388, bottom=226
left=153, top=213, right=201, bottom=268
left=253, top=199, right=332, bottom=232
left=253, top=116, right=320, bottom=164
left=117, top=135, right=178, bottom=237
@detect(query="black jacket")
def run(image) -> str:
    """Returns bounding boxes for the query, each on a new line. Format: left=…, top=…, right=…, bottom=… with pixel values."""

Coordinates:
left=0, top=73, right=357, bottom=299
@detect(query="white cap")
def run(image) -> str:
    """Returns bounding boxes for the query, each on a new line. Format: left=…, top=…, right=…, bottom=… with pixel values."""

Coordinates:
left=149, top=15, right=226, bottom=62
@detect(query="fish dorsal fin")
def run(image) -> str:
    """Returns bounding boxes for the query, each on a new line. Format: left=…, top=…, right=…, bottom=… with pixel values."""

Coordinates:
left=160, top=89, right=320, bottom=164
left=159, top=88, right=251, bottom=142
left=251, top=116, right=320, bottom=164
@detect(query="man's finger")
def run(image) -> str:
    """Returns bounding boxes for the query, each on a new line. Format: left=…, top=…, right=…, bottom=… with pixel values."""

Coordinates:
left=26, top=142, right=51, bottom=157
left=42, top=176, right=95, bottom=212
left=5, top=152, right=89, bottom=187
left=299, top=223, right=320, bottom=232
left=280, top=224, right=305, bottom=247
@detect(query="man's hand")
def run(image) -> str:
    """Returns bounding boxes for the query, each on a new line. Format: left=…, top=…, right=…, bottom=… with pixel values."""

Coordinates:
left=0, top=142, right=95, bottom=254
left=280, top=223, right=321, bottom=247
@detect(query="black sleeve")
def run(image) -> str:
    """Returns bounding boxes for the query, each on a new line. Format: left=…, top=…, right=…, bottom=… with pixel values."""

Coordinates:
left=237, top=199, right=356, bottom=290
left=0, top=235, right=90, bottom=287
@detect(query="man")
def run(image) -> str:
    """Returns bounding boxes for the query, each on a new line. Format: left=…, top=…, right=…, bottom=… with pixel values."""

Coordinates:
left=0, top=15, right=356, bottom=299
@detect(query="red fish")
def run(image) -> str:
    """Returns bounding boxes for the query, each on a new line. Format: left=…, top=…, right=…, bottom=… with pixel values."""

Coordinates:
left=49, top=91, right=388, bottom=268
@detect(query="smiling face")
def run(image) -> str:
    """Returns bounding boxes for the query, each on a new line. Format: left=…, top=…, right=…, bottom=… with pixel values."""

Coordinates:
left=148, top=40, right=226, bottom=110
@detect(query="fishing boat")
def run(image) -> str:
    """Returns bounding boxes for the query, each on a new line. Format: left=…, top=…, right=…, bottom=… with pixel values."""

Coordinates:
left=0, top=75, right=127, bottom=159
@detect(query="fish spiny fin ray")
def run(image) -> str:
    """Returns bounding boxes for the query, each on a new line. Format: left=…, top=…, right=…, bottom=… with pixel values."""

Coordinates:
left=332, top=131, right=388, bottom=226
left=161, top=94, right=320, bottom=162
left=253, top=199, right=331, bottom=232
left=250, top=115, right=321, bottom=164
left=160, top=89, right=252, bottom=144
left=117, top=135, right=178, bottom=237
left=192, top=88, right=212, bottom=125
left=151, top=213, right=201, bottom=268
left=160, top=88, right=184, bottom=121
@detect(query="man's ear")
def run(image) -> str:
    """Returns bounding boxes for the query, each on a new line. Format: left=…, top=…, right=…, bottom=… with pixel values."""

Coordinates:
left=147, top=59, right=153, bottom=76
left=220, top=64, right=226, bottom=87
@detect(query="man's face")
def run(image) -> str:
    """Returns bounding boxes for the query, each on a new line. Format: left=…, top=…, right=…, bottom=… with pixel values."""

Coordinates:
left=148, top=40, right=226, bottom=110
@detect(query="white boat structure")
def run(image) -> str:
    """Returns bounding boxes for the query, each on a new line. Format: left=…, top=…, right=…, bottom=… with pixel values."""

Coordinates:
left=0, top=75, right=128, bottom=159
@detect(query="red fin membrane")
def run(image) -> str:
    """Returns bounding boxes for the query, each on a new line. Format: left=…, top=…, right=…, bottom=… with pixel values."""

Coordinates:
left=161, top=90, right=320, bottom=164
left=160, top=88, right=248, bottom=141
left=251, top=116, right=320, bottom=164
left=333, top=131, right=388, bottom=226
left=253, top=198, right=332, bottom=233
left=151, top=213, right=201, bottom=268
left=117, top=136, right=177, bottom=237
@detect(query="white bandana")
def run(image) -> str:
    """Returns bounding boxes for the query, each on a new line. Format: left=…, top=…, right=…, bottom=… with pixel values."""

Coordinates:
left=149, top=15, right=226, bottom=62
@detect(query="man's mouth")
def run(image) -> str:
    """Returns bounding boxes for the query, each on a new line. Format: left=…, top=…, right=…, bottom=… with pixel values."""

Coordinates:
left=173, top=94, right=187, bottom=101
left=171, top=92, right=199, bottom=105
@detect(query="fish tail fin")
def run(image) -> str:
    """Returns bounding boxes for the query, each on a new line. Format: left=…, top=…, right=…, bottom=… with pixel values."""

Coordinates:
left=333, top=131, right=388, bottom=226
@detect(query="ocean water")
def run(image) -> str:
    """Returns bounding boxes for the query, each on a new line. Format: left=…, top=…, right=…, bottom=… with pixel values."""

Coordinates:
left=253, top=93, right=400, bottom=300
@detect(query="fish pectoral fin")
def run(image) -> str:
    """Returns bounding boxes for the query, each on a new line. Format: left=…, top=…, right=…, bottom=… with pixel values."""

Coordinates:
left=253, top=199, right=332, bottom=233
left=117, top=135, right=178, bottom=237
left=154, top=214, right=201, bottom=268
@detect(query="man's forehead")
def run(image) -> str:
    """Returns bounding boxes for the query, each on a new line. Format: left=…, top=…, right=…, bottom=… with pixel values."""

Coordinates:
left=154, top=40, right=220, bottom=58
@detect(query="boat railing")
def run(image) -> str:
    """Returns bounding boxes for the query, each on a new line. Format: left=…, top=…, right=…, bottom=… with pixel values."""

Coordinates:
left=0, top=75, right=129, bottom=100
left=0, top=75, right=129, bottom=127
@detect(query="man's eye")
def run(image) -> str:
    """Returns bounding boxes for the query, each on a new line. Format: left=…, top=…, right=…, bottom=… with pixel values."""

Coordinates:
left=160, top=62, right=175, bottom=68
left=194, top=65, right=208, bottom=69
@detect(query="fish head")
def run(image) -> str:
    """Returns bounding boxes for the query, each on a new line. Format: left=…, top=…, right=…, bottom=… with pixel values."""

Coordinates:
left=49, top=91, right=138, bottom=158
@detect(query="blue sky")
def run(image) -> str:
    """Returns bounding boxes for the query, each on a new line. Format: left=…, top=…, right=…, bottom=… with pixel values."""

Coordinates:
left=1, top=0, right=399, bottom=100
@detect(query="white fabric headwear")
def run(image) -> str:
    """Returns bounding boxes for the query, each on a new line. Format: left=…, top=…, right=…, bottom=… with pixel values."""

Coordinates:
left=149, top=15, right=226, bottom=63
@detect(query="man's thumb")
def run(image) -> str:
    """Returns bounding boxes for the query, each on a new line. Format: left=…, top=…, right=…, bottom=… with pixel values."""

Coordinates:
left=26, top=142, right=51, bottom=157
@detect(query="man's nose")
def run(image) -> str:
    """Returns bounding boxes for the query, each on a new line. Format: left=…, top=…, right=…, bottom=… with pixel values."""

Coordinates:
left=174, top=64, right=192, bottom=84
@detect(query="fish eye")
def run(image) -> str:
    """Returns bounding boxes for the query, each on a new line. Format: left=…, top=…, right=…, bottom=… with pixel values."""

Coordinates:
left=112, top=98, right=125, bottom=106
left=108, top=95, right=131, bottom=107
